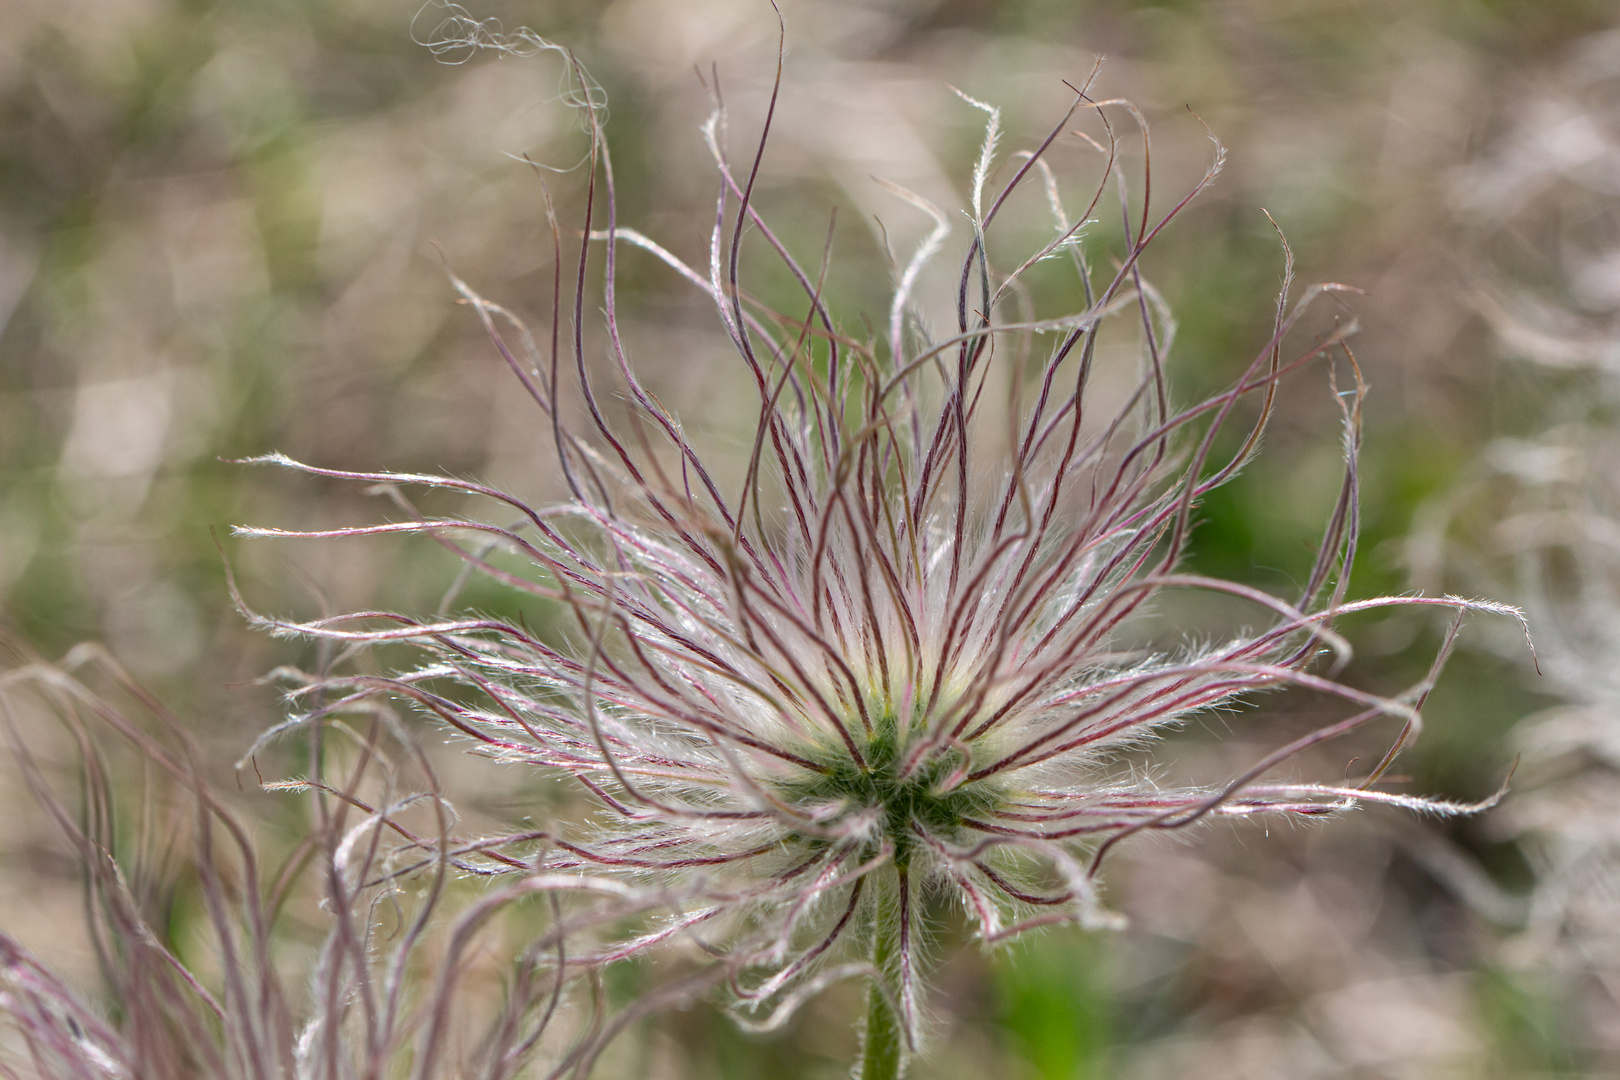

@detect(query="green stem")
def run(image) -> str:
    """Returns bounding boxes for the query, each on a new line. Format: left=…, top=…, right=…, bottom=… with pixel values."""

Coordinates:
left=859, top=867, right=905, bottom=1080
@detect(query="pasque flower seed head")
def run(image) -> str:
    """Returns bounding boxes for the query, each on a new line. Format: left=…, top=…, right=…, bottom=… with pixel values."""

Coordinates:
left=232, top=19, right=1519, bottom=1079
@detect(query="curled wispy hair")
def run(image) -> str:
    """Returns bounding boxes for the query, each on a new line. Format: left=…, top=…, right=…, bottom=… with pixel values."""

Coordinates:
left=0, top=644, right=695, bottom=1080
left=216, top=28, right=1515, bottom=1080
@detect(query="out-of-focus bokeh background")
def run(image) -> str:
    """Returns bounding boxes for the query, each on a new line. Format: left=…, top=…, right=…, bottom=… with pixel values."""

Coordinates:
left=3, top=0, right=1618, bottom=1076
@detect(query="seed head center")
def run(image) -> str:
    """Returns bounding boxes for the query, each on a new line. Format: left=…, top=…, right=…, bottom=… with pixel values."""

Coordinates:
left=781, top=711, right=1002, bottom=867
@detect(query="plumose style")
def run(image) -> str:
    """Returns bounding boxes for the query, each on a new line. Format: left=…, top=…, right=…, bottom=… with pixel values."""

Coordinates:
left=0, top=17, right=1513, bottom=1080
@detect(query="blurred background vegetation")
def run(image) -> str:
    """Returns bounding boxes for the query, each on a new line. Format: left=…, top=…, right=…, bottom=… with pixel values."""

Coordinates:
left=2, top=0, right=1617, bottom=1076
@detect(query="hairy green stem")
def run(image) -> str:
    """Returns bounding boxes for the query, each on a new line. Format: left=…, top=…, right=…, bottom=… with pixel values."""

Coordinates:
left=859, top=866, right=905, bottom=1080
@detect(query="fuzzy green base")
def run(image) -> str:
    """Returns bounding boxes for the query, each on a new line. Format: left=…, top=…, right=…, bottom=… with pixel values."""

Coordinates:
left=776, top=708, right=1006, bottom=866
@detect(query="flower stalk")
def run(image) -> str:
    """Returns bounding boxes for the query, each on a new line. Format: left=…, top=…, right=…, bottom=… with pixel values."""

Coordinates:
left=861, top=865, right=907, bottom=1080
